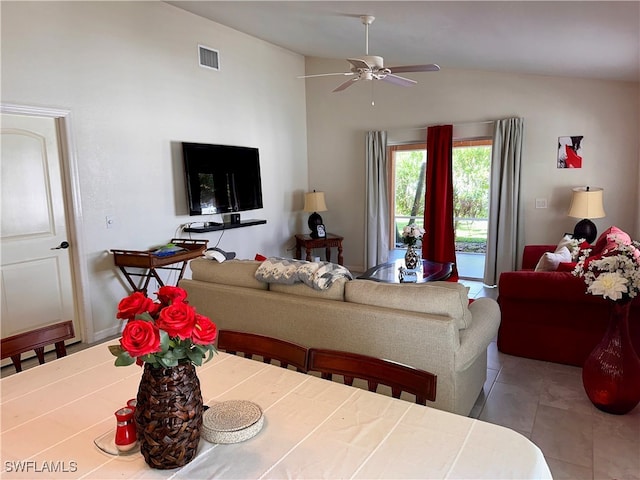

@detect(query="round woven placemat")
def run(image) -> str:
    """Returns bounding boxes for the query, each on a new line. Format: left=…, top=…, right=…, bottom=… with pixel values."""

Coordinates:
left=201, top=400, right=264, bottom=444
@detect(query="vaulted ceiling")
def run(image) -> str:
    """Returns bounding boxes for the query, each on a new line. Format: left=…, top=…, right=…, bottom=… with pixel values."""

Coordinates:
left=169, top=1, right=640, bottom=82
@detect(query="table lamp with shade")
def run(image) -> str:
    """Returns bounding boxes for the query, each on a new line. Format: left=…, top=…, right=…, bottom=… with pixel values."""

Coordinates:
left=304, top=191, right=327, bottom=238
left=568, top=186, right=605, bottom=244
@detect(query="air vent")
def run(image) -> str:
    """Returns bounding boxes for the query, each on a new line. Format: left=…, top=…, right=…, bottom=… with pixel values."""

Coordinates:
left=198, top=45, right=220, bottom=71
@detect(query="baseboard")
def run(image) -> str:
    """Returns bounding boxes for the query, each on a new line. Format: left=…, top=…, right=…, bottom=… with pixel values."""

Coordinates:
left=92, top=325, right=122, bottom=343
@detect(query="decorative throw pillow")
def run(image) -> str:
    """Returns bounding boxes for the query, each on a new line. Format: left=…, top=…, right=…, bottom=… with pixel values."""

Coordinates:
left=591, top=226, right=631, bottom=257
left=535, top=246, right=572, bottom=272
left=556, top=262, right=578, bottom=272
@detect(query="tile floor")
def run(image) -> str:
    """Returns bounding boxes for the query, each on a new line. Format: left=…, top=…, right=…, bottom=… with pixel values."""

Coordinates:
left=463, top=280, right=640, bottom=480
left=3, top=281, right=639, bottom=480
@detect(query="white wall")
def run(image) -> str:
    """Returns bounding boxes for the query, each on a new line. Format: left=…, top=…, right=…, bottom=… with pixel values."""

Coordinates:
left=304, top=57, right=640, bottom=272
left=1, top=2, right=309, bottom=340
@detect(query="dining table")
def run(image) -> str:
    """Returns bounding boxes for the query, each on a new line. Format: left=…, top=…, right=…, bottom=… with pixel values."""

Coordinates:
left=0, top=340, right=552, bottom=479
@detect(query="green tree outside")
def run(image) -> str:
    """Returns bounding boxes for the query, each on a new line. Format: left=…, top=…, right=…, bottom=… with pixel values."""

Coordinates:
left=452, top=146, right=490, bottom=235
left=394, top=146, right=490, bottom=248
left=394, top=150, right=425, bottom=222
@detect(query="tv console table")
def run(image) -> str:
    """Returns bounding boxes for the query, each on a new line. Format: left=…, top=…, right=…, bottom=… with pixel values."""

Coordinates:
left=111, top=238, right=208, bottom=293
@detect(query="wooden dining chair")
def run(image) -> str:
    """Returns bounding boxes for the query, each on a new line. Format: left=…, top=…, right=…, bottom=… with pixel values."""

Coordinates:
left=217, top=330, right=308, bottom=373
left=307, top=348, right=437, bottom=405
left=1, top=320, right=75, bottom=373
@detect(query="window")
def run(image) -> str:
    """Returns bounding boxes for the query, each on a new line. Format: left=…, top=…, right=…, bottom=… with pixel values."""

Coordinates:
left=388, top=139, right=492, bottom=278
left=451, top=140, right=491, bottom=256
left=389, top=144, right=426, bottom=247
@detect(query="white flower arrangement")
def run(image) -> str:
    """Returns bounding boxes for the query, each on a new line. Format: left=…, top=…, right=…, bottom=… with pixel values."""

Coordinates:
left=573, top=239, right=640, bottom=302
left=401, top=224, right=425, bottom=247
left=564, top=236, right=588, bottom=261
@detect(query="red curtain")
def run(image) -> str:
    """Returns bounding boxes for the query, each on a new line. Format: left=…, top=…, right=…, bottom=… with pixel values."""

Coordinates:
left=423, top=125, right=458, bottom=281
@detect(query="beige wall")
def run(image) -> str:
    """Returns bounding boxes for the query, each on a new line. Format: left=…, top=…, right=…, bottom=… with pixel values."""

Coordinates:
left=304, top=57, right=640, bottom=272
left=1, top=2, right=309, bottom=340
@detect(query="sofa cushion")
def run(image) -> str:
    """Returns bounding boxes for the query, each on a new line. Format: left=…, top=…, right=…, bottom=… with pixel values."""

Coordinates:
left=269, top=277, right=347, bottom=301
left=535, top=246, right=572, bottom=272
left=345, top=280, right=472, bottom=330
left=190, top=258, right=267, bottom=290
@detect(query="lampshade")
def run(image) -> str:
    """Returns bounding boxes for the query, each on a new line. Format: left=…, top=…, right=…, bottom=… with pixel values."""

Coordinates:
left=568, top=186, right=605, bottom=219
left=303, top=191, right=328, bottom=213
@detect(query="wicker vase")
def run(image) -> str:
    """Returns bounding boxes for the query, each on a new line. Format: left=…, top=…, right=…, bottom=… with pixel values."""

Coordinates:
left=405, top=245, right=419, bottom=269
left=135, top=362, right=203, bottom=469
left=582, top=301, right=640, bottom=415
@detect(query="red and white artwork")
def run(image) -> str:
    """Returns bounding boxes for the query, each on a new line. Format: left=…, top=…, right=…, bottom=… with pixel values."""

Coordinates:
left=557, top=136, right=583, bottom=168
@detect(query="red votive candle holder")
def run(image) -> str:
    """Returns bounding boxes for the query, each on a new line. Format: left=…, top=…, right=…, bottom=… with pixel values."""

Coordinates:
left=114, top=407, right=137, bottom=452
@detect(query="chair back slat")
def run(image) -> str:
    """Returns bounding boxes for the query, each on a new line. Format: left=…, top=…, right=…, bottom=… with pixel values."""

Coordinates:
left=307, top=348, right=437, bottom=405
left=1, top=320, right=75, bottom=373
left=217, top=330, right=308, bottom=373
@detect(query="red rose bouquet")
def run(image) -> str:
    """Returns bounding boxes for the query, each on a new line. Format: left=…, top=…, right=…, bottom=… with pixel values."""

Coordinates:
left=109, top=286, right=217, bottom=368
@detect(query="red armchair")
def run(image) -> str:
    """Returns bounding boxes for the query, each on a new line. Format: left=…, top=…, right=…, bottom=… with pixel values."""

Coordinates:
left=497, top=245, right=640, bottom=366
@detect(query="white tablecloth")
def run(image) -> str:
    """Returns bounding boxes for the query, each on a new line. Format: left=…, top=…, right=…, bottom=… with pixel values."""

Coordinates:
left=0, top=342, right=552, bottom=479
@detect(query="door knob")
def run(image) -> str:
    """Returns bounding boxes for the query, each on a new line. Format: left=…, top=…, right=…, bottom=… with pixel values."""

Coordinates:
left=51, top=241, right=70, bottom=250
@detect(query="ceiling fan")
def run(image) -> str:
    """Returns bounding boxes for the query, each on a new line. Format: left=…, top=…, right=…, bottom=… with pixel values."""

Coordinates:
left=299, top=15, right=440, bottom=93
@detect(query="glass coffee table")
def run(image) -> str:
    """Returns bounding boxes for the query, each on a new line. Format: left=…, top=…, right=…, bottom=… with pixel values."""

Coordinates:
left=357, top=259, right=453, bottom=283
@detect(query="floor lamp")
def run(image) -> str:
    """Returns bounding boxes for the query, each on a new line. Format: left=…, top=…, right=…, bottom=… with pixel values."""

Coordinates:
left=568, top=186, right=605, bottom=244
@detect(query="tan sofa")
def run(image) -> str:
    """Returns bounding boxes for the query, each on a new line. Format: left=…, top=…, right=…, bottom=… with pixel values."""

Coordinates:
left=179, top=258, right=501, bottom=416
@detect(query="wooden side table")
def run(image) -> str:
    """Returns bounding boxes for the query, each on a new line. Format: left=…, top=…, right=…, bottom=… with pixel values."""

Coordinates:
left=112, top=238, right=208, bottom=293
left=294, top=233, right=344, bottom=265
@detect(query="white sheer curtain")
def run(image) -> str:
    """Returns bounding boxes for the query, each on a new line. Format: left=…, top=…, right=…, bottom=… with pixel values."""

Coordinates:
left=365, top=131, right=390, bottom=269
left=484, top=118, right=524, bottom=286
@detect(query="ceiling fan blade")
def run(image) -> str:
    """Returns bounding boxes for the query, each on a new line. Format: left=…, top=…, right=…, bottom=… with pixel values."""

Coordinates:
left=332, top=77, right=359, bottom=92
left=347, top=58, right=372, bottom=70
left=388, top=64, right=441, bottom=74
left=381, top=74, right=417, bottom=87
left=297, top=72, right=354, bottom=79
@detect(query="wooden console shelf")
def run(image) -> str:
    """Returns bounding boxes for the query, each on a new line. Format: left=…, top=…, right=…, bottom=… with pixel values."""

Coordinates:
left=112, top=238, right=208, bottom=293
left=184, top=219, right=267, bottom=233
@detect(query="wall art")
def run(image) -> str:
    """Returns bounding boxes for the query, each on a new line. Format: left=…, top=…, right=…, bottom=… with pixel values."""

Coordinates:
left=557, top=136, right=584, bottom=168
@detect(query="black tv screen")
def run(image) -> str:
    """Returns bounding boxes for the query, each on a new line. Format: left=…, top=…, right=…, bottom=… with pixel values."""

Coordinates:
left=182, top=142, right=263, bottom=216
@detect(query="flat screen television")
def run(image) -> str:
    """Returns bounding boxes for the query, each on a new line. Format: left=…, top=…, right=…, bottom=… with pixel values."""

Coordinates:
left=182, top=142, right=263, bottom=216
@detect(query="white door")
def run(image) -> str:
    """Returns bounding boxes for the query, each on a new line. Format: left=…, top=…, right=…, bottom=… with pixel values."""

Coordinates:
left=1, top=113, right=79, bottom=345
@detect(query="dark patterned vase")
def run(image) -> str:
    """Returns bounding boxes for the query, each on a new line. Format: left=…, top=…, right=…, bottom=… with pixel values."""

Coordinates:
left=405, top=245, right=419, bottom=270
left=135, top=362, right=203, bottom=469
left=582, top=301, right=640, bottom=415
